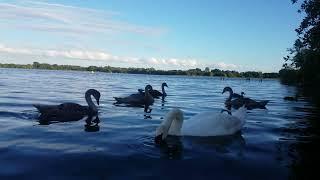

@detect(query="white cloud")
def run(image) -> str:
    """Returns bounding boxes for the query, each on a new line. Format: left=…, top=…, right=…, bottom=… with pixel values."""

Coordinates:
left=0, top=3, right=69, bottom=23
left=142, top=58, right=199, bottom=68
left=0, top=43, right=126, bottom=63
left=211, top=62, right=238, bottom=70
left=0, top=43, right=33, bottom=55
left=0, top=43, right=198, bottom=68
left=0, top=1, right=166, bottom=36
left=1, top=43, right=242, bottom=70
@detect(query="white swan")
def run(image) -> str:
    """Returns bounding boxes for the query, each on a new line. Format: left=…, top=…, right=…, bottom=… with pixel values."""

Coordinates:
left=155, top=106, right=247, bottom=142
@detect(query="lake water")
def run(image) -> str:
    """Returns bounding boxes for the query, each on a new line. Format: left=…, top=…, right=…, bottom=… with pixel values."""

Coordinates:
left=0, top=68, right=319, bottom=179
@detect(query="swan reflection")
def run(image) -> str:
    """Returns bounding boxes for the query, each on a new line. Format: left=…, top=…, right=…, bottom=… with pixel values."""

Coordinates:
left=38, top=113, right=86, bottom=125
left=84, top=115, right=100, bottom=132
left=155, top=132, right=246, bottom=159
left=37, top=113, right=101, bottom=131
left=186, top=132, right=246, bottom=156
left=161, top=98, right=166, bottom=110
left=156, top=135, right=184, bottom=159
left=144, top=106, right=152, bottom=119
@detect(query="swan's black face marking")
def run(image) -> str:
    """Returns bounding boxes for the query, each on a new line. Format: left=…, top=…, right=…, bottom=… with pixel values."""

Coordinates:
left=163, top=82, right=168, bottom=87
left=155, top=134, right=166, bottom=145
left=145, top=85, right=153, bottom=93
left=222, top=86, right=232, bottom=94
left=145, top=84, right=153, bottom=90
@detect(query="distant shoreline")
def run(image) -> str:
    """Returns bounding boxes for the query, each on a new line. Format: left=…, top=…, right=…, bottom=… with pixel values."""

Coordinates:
left=0, top=62, right=279, bottom=79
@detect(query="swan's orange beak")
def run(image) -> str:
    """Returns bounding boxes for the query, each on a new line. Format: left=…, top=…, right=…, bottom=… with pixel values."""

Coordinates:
left=97, top=99, right=100, bottom=105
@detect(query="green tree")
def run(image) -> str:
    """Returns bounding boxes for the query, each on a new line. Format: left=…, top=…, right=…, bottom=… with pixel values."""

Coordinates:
left=1, top=62, right=279, bottom=78
left=33, top=62, right=40, bottom=69
left=281, top=0, right=320, bottom=85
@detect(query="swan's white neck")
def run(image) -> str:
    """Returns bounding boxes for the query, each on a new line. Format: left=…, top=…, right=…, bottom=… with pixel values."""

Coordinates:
left=85, top=92, right=98, bottom=112
left=156, top=108, right=183, bottom=139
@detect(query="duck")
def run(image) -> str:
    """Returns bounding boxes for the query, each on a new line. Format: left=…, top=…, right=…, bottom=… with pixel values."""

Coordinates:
left=138, top=82, right=168, bottom=98
left=222, top=87, right=269, bottom=110
left=114, top=85, right=154, bottom=106
left=34, top=89, right=100, bottom=122
left=155, top=106, right=247, bottom=144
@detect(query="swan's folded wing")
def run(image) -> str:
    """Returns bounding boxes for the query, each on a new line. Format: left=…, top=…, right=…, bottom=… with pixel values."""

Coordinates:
left=33, top=104, right=59, bottom=113
left=182, top=111, right=245, bottom=136
left=232, top=93, right=242, bottom=98
left=36, top=103, right=89, bottom=121
left=182, top=112, right=227, bottom=136
left=114, top=93, right=144, bottom=104
left=57, top=103, right=88, bottom=112
left=150, top=90, right=162, bottom=97
left=33, top=103, right=87, bottom=114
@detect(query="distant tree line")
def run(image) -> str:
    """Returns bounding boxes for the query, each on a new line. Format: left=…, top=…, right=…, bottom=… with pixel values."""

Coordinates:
left=279, top=0, right=320, bottom=87
left=0, top=62, right=278, bottom=79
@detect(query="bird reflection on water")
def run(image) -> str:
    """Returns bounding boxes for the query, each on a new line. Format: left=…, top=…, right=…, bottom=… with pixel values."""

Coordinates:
left=155, top=131, right=246, bottom=160
left=144, top=106, right=152, bottom=119
left=37, top=114, right=100, bottom=132
left=161, top=97, right=166, bottom=110
left=186, top=132, right=246, bottom=156
left=155, top=135, right=184, bottom=160
left=37, top=113, right=86, bottom=125
left=84, top=115, right=100, bottom=132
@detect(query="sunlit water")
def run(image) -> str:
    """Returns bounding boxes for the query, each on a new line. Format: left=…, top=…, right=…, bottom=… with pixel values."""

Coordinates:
left=0, top=68, right=319, bottom=179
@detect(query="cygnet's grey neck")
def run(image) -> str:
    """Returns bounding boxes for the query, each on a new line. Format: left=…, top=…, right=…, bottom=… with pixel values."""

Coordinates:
left=85, top=92, right=98, bottom=112
left=161, top=84, right=166, bottom=95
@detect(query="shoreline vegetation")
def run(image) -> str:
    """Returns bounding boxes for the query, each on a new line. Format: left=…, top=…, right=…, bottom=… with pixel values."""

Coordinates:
left=279, top=0, right=320, bottom=106
left=0, top=62, right=279, bottom=79
left=279, top=0, right=319, bottom=88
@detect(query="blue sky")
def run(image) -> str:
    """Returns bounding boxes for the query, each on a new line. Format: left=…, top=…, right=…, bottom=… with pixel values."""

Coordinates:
left=0, top=0, right=301, bottom=72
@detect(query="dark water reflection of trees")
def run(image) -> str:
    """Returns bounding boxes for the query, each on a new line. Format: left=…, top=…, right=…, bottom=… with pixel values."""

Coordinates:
left=281, top=87, right=320, bottom=179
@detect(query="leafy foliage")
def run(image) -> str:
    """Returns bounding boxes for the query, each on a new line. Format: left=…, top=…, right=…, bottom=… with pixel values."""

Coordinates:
left=280, top=0, right=320, bottom=86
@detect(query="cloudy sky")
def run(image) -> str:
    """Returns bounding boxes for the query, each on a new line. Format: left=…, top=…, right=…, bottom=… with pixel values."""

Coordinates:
left=0, top=0, right=301, bottom=72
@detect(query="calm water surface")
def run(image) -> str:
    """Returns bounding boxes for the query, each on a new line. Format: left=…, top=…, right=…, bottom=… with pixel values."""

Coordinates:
left=0, top=68, right=319, bottom=179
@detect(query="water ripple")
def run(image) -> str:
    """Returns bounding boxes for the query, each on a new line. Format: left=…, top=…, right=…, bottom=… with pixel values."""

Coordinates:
left=0, top=68, right=319, bottom=179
